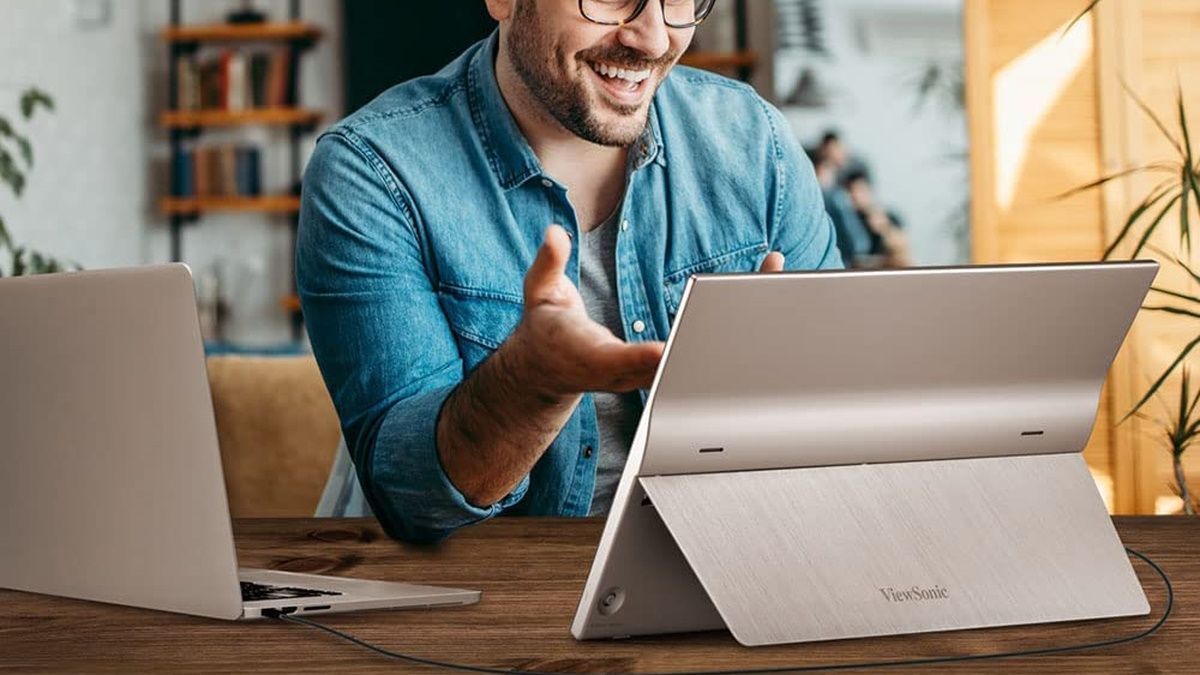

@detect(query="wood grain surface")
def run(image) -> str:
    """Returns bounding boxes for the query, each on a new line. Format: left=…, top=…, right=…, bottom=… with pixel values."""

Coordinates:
left=0, top=517, right=1193, bottom=673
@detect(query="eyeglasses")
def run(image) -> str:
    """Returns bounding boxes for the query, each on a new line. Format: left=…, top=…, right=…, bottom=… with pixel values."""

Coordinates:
left=579, top=0, right=717, bottom=29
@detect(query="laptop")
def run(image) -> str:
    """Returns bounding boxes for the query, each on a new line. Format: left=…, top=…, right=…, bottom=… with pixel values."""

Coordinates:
left=572, top=261, right=1157, bottom=646
left=0, top=264, right=479, bottom=620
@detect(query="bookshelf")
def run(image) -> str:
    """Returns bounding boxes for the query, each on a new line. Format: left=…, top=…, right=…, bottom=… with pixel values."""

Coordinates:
left=162, top=0, right=320, bottom=343
left=162, top=20, right=322, bottom=44
left=680, top=51, right=759, bottom=72
left=159, top=195, right=302, bottom=216
left=159, top=107, right=322, bottom=129
left=684, top=0, right=758, bottom=83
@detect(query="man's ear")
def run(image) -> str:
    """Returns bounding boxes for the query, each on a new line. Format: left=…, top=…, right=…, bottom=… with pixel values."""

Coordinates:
left=484, top=0, right=515, bottom=22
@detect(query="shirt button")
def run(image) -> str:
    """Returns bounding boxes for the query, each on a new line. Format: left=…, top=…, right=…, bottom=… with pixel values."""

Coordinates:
left=632, top=320, right=646, bottom=334
left=541, top=178, right=554, bottom=189
left=621, top=220, right=630, bottom=232
left=583, top=445, right=594, bottom=459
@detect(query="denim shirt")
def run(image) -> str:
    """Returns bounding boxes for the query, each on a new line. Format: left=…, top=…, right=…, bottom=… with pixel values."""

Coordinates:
left=297, top=32, right=841, bottom=544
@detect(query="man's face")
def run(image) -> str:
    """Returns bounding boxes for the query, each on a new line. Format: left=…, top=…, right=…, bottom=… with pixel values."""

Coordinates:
left=505, top=0, right=694, bottom=147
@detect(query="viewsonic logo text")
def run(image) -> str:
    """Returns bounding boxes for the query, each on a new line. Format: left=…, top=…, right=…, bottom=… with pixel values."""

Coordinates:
left=878, top=585, right=950, bottom=603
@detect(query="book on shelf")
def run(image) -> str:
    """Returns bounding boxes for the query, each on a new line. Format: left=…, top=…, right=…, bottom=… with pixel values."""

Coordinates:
left=219, top=145, right=238, bottom=196
left=172, top=146, right=195, bottom=197
left=248, top=52, right=270, bottom=108
left=172, top=143, right=263, bottom=199
left=174, top=47, right=296, bottom=112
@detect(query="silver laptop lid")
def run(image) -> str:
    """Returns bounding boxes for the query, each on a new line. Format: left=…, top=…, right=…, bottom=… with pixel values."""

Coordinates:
left=641, top=261, right=1159, bottom=475
left=0, top=264, right=243, bottom=619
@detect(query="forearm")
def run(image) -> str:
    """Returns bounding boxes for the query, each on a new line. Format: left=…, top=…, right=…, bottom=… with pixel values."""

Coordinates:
left=436, top=329, right=581, bottom=507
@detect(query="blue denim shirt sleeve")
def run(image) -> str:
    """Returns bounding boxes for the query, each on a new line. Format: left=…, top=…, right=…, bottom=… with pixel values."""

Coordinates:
left=762, top=103, right=845, bottom=271
left=296, top=130, right=529, bottom=544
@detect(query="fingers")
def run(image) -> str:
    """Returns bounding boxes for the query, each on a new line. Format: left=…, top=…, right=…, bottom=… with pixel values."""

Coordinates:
left=524, top=225, right=572, bottom=305
left=759, top=251, right=785, bottom=273
left=590, top=341, right=666, bottom=392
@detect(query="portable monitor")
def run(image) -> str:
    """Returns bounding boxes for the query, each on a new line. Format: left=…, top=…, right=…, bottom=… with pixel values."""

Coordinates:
left=572, top=261, right=1156, bottom=646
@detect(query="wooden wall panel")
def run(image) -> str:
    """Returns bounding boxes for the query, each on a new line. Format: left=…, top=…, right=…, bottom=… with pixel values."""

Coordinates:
left=1124, top=0, right=1200, bottom=514
left=969, top=0, right=1200, bottom=513
left=965, top=0, right=1117, bottom=509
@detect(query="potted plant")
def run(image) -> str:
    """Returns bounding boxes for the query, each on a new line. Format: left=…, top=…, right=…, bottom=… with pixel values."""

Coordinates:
left=1062, top=82, right=1200, bottom=514
left=0, top=86, right=77, bottom=276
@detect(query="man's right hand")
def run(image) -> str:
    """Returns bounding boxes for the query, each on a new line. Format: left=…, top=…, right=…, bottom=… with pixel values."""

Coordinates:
left=509, top=225, right=665, bottom=398
left=437, top=225, right=789, bottom=507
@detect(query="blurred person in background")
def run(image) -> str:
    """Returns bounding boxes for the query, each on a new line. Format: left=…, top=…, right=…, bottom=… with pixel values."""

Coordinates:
left=843, top=168, right=910, bottom=268
left=807, top=145, right=863, bottom=267
left=817, top=130, right=849, bottom=174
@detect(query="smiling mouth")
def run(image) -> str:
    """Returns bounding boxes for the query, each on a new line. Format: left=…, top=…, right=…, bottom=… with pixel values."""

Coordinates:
left=586, top=60, right=653, bottom=97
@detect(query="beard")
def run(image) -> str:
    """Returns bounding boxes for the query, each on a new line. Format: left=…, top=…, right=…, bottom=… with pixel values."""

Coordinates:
left=505, top=0, right=678, bottom=147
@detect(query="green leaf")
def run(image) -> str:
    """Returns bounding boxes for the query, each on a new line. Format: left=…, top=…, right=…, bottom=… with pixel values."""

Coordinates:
left=19, top=88, right=54, bottom=120
left=1176, top=370, right=1190, bottom=445
left=1130, top=192, right=1183, bottom=258
left=1062, top=0, right=1101, bottom=40
left=1186, top=371, right=1200, bottom=426
left=1056, top=163, right=1172, bottom=201
left=0, top=147, right=26, bottom=197
left=1124, top=333, right=1200, bottom=422
left=1185, top=412, right=1200, bottom=438
left=0, top=213, right=10, bottom=251
left=1143, top=305, right=1200, bottom=320
left=11, top=247, right=26, bottom=276
left=1150, top=285, right=1200, bottom=305
left=1124, top=80, right=1182, bottom=157
left=1180, top=83, right=1194, bottom=163
left=1182, top=167, right=1191, bottom=250
left=1188, top=169, right=1200, bottom=250
left=16, top=136, right=32, bottom=167
left=0, top=117, right=33, bottom=167
left=1182, top=85, right=1197, bottom=251
left=1171, top=252, right=1200, bottom=287
left=1147, top=246, right=1200, bottom=289
left=1104, top=184, right=1176, bottom=259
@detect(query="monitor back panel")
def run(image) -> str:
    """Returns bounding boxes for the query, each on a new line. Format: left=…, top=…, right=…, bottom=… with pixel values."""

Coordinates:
left=573, top=262, right=1156, bottom=641
left=644, top=262, right=1158, bottom=475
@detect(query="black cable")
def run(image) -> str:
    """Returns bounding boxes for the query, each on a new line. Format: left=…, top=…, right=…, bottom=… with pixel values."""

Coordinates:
left=268, top=547, right=1172, bottom=674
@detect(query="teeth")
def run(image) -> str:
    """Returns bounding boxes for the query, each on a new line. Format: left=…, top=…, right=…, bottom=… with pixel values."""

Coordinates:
left=591, top=62, right=651, bottom=84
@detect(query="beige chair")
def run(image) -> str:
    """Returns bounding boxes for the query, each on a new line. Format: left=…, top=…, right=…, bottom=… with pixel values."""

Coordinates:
left=206, top=356, right=341, bottom=518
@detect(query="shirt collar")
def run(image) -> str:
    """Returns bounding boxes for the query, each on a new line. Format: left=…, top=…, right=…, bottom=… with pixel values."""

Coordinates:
left=633, top=104, right=666, bottom=171
left=467, top=31, right=665, bottom=191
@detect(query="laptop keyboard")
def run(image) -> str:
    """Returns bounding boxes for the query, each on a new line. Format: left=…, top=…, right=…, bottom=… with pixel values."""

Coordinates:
left=240, top=581, right=344, bottom=602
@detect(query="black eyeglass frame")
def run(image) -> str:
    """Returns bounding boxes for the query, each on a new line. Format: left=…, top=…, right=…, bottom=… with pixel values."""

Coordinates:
left=578, top=0, right=716, bottom=29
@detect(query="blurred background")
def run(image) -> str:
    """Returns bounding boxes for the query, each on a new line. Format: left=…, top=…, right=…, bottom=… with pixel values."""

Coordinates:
left=1, top=0, right=1197, bottom=519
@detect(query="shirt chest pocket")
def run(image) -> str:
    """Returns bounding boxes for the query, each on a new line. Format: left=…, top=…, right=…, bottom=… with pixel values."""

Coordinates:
left=662, top=241, right=768, bottom=322
left=438, top=285, right=524, bottom=374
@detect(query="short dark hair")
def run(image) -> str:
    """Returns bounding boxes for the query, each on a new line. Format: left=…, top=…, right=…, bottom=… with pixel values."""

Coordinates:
left=842, top=167, right=871, bottom=188
left=820, top=130, right=840, bottom=146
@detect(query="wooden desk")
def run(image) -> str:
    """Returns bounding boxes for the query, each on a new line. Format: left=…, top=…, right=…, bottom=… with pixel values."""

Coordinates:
left=1, top=517, right=1194, bottom=673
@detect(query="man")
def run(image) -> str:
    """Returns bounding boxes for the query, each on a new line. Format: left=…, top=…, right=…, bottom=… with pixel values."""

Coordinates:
left=297, top=0, right=841, bottom=544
